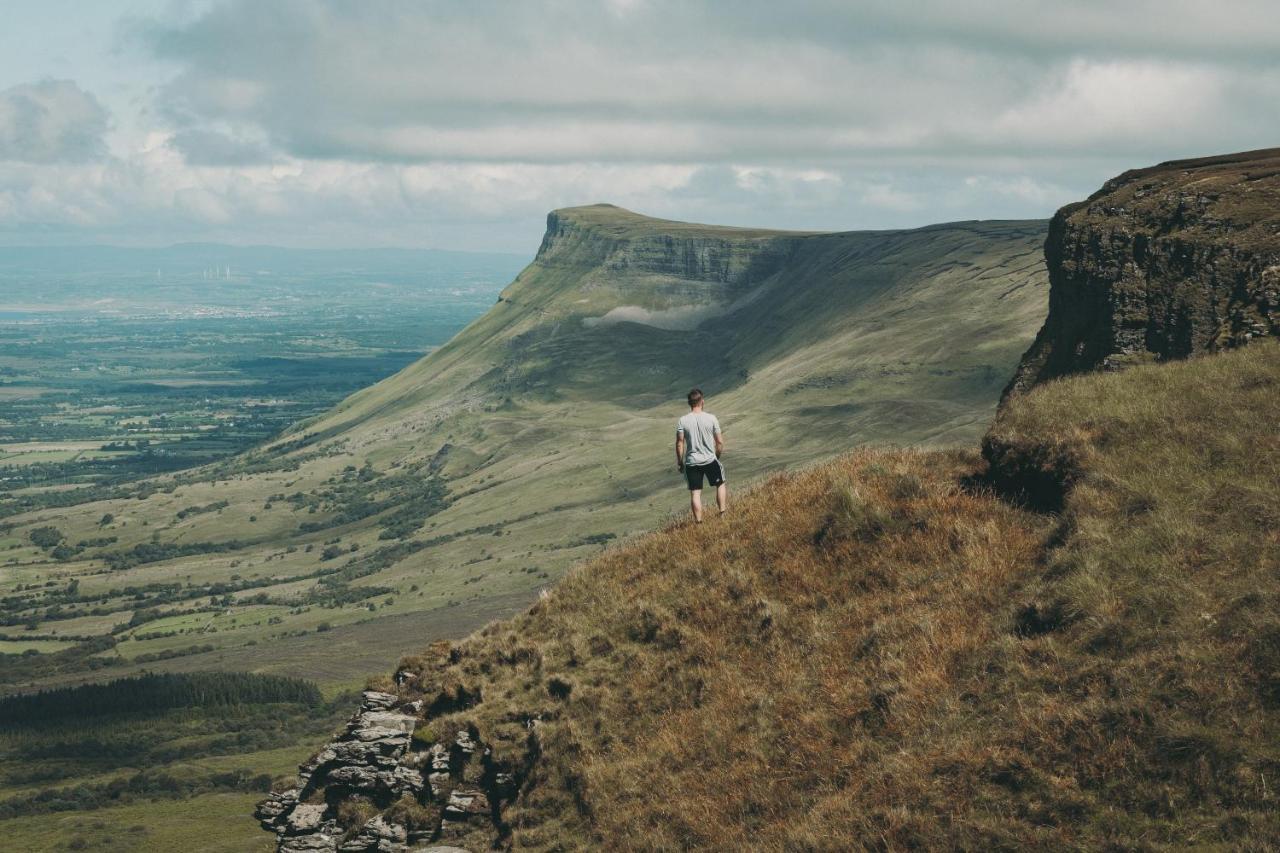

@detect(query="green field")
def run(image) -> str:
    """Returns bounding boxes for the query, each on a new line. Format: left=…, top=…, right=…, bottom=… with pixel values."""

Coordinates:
left=0, top=244, right=524, bottom=496
left=0, top=673, right=349, bottom=851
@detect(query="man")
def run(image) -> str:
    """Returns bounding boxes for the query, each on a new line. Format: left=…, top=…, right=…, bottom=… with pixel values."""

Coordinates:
left=675, top=387, right=726, bottom=523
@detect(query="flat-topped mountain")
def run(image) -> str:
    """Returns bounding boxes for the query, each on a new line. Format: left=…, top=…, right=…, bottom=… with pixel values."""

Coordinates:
left=5, top=206, right=1048, bottom=706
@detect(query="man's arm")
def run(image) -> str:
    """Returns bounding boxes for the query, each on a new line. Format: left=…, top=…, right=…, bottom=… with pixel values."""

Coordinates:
left=714, top=431, right=724, bottom=458
left=675, top=433, right=686, bottom=471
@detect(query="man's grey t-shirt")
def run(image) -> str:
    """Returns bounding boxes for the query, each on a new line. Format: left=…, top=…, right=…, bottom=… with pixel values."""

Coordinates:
left=677, top=411, right=721, bottom=466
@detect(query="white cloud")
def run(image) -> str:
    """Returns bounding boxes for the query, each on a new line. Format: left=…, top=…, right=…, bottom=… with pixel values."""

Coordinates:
left=136, top=1, right=1280, bottom=166
left=982, top=59, right=1229, bottom=149
left=4, top=1, right=1279, bottom=247
left=0, top=80, right=110, bottom=163
left=860, top=183, right=923, bottom=212
left=962, top=174, right=1075, bottom=208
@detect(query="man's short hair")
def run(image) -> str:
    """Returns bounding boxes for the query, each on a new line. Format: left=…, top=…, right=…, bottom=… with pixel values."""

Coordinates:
left=687, top=388, right=703, bottom=407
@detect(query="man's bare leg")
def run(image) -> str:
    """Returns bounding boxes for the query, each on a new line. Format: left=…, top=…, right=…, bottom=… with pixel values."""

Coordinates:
left=716, top=482, right=727, bottom=516
left=690, top=489, right=704, bottom=523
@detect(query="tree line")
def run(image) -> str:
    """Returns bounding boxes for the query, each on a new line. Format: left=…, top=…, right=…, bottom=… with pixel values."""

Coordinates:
left=0, top=671, right=321, bottom=725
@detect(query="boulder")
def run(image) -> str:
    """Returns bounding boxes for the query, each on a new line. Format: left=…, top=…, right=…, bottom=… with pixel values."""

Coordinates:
left=443, top=787, right=490, bottom=821
left=362, top=690, right=398, bottom=711
left=255, top=788, right=299, bottom=829
left=338, top=815, right=408, bottom=852
left=280, top=832, right=339, bottom=853
left=284, top=803, right=328, bottom=835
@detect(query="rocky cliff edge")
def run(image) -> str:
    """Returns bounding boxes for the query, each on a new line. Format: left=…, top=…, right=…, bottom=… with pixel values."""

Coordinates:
left=1004, top=147, right=1280, bottom=397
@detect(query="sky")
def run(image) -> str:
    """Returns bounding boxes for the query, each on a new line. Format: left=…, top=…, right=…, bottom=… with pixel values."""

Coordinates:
left=0, top=0, right=1277, bottom=253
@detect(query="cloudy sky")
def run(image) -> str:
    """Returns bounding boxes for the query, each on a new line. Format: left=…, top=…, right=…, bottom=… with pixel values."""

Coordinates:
left=1, top=1, right=1277, bottom=253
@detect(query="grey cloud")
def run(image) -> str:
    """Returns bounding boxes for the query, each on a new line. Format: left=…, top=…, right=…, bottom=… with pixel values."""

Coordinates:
left=136, top=1, right=1280, bottom=167
left=167, top=128, right=276, bottom=165
left=5, top=1, right=1275, bottom=249
left=0, top=80, right=110, bottom=164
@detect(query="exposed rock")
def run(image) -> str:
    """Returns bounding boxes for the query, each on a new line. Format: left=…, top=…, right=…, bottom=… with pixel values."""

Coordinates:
left=537, top=205, right=798, bottom=291
left=453, top=729, right=477, bottom=755
left=280, top=834, right=340, bottom=853
left=255, top=788, right=299, bottom=829
left=439, top=788, right=491, bottom=836
left=338, top=815, right=408, bottom=852
left=258, top=692, right=425, bottom=851
left=362, top=690, right=398, bottom=711
left=285, top=804, right=329, bottom=835
left=443, top=787, right=490, bottom=819
left=1005, top=147, right=1280, bottom=397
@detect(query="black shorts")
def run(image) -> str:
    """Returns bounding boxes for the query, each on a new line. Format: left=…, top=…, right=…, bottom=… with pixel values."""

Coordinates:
left=684, top=459, right=725, bottom=491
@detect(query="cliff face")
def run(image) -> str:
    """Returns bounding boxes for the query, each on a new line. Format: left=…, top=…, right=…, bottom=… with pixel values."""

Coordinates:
left=536, top=205, right=798, bottom=287
left=1005, top=148, right=1280, bottom=396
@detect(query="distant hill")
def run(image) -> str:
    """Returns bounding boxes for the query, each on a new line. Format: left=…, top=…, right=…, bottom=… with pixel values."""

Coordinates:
left=0, top=243, right=524, bottom=276
left=3, top=205, right=1049, bottom=697
left=259, top=154, right=1280, bottom=850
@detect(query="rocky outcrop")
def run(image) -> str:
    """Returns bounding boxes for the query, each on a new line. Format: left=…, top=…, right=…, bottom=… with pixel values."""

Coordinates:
left=535, top=204, right=799, bottom=289
left=1004, top=148, right=1280, bottom=397
left=259, top=680, right=530, bottom=852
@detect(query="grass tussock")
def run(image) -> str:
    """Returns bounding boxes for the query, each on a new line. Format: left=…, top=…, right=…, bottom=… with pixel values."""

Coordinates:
left=380, top=342, right=1280, bottom=850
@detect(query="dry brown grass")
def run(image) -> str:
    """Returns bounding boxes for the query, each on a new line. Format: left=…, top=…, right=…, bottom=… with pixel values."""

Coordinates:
left=378, top=342, right=1280, bottom=850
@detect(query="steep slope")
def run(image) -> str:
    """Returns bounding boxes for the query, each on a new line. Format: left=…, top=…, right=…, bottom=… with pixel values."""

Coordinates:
left=260, top=154, right=1280, bottom=851
left=1006, top=147, right=1280, bottom=396
left=4, top=207, right=1048, bottom=691
left=261, top=341, right=1280, bottom=852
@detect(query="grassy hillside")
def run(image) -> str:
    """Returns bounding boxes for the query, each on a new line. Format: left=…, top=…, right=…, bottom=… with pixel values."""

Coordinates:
left=317, top=341, right=1279, bottom=850
left=1, top=207, right=1048, bottom=694
left=0, top=206, right=1048, bottom=849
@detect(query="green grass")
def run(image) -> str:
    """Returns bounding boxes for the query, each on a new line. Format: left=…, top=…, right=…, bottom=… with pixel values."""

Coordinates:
left=0, top=640, right=76, bottom=655
left=0, top=793, right=272, bottom=853
left=0, top=673, right=347, bottom=852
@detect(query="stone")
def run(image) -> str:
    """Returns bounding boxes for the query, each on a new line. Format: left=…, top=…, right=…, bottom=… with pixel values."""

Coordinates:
left=428, top=772, right=451, bottom=799
left=491, top=772, right=516, bottom=796
left=338, top=815, right=408, bottom=852
left=280, top=832, right=339, bottom=853
left=325, top=765, right=380, bottom=790
left=453, top=730, right=477, bottom=755
left=443, top=787, right=490, bottom=819
left=1004, top=148, right=1280, bottom=399
left=284, top=803, right=328, bottom=835
left=255, top=788, right=299, bottom=828
left=362, top=690, right=398, bottom=711
left=360, top=711, right=418, bottom=734
left=390, top=765, right=425, bottom=792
